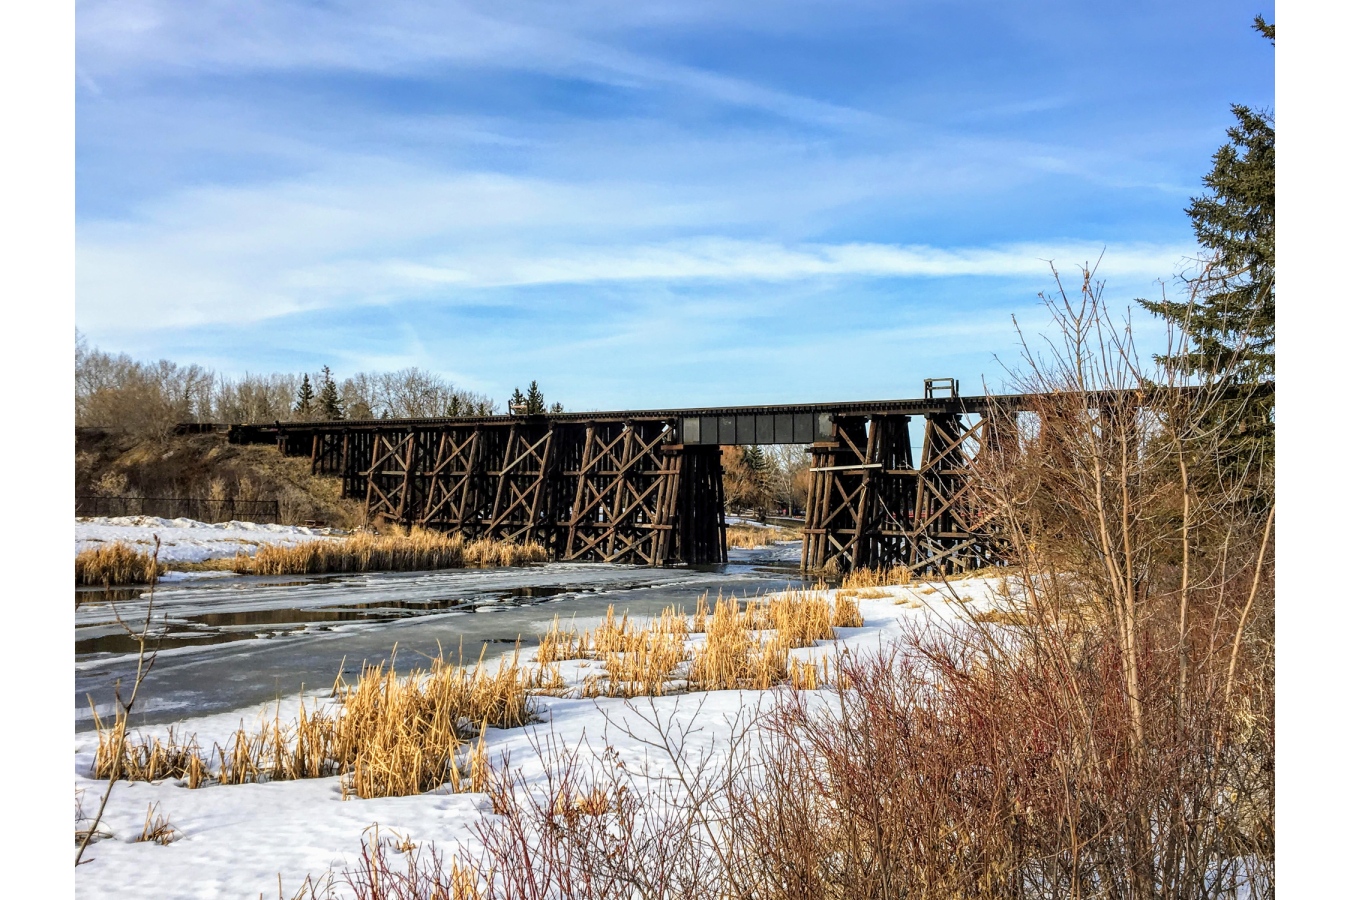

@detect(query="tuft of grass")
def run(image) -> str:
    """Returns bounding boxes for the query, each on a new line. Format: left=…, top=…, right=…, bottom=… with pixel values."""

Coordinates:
left=838, top=587, right=889, bottom=600
left=689, top=596, right=782, bottom=691
left=93, top=648, right=554, bottom=799
left=134, top=802, right=180, bottom=845
left=830, top=594, right=864, bottom=628
left=76, top=541, right=165, bottom=586
left=726, top=523, right=800, bottom=549
left=585, top=629, right=688, bottom=698
left=686, top=589, right=855, bottom=691
left=970, top=608, right=1032, bottom=626
left=234, top=529, right=546, bottom=576
left=839, top=565, right=912, bottom=589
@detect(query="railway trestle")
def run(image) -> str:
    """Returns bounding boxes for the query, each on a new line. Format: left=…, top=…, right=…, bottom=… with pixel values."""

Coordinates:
left=233, top=384, right=1021, bottom=572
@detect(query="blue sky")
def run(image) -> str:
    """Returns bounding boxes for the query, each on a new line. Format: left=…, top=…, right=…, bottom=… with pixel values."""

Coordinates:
left=75, top=1, right=1274, bottom=410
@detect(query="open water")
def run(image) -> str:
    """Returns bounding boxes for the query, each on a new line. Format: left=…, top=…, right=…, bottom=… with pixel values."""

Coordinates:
left=74, top=544, right=805, bottom=731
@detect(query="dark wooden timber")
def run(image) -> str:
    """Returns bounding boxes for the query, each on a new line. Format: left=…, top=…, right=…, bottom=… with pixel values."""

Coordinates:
left=222, top=383, right=1256, bottom=572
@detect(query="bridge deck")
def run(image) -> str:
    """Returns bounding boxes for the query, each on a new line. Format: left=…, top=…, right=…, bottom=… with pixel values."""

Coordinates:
left=227, top=391, right=1038, bottom=447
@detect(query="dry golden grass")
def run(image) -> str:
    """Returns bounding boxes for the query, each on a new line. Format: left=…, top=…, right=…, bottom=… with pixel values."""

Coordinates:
left=788, top=656, right=836, bottom=690
left=536, top=616, right=588, bottom=664
left=234, top=529, right=546, bottom=576
left=686, top=598, right=778, bottom=690
left=839, top=565, right=913, bottom=589
left=76, top=541, right=164, bottom=585
left=546, top=605, right=691, bottom=698
left=94, top=648, right=556, bottom=799
left=685, top=589, right=860, bottom=691
left=830, top=594, right=864, bottom=628
left=585, top=628, right=688, bottom=698
left=691, top=592, right=711, bottom=633
left=134, top=802, right=180, bottom=845
left=725, top=523, right=801, bottom=548
left=539, top=593, right=848, bottom=696
left=970, top=608, right=1032, bottom=626
left=91, top=712, right=209, bottom=788
left=837, top=587, right=890, bottom=600
left=724, top=525, right=761, bottom=549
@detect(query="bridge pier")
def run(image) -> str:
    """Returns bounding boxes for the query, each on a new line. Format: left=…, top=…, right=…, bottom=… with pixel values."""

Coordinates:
left=803, top=411, right=1001, bottom=574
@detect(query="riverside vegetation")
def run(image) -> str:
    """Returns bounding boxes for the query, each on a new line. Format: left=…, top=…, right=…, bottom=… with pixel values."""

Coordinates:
left=89, top=588, right=862, bottom=800
left=74, top=529, right=545, bottom=584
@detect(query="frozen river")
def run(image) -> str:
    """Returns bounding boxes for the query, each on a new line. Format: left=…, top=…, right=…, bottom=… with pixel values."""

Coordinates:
left=75, top=544, right=806, bottom=731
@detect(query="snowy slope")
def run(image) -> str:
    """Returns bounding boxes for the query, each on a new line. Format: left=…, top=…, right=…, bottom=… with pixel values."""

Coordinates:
left=75, top=516, right=344, bottom=565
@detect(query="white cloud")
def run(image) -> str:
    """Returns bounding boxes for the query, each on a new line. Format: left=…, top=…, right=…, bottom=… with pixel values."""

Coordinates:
left=76, top=0, right=874, bottom=129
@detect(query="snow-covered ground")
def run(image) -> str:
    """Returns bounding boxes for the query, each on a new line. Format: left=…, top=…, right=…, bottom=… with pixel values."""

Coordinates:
left=75, top=516, right=345, bottom=566
left=72, top=575, right=1006, bottom=898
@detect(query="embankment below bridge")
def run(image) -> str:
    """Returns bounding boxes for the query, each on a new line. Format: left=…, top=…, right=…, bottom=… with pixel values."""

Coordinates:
left=75, top=428, right=362, bottom=527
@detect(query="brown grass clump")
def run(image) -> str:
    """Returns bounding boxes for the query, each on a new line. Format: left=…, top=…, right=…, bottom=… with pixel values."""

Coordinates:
left=726, top=524, right=796, bottom=549
left=830, top=594, right=864, bottom=628
left=92, top=649, right=554, bottom=799
left=134, top=802, right=180, bottom=845
left=235, top=529, right=545, bottom=576
left=788, top=656, right=834, bottom=690
left=585, top=629, right=688, bottom=698
left=837, top=587, right=889, bottom=600
left=464, top=537, right=549, bottom=567
left=535, top=616, right=588, bottom=664
left=838, top=564, right=912, bottom=589
left=91, top=712, right=209, bottom=788
left=691, top=592, right=710, bottom=633
left=76, top=542, right=165, bottom=585
left=688, top=596, right=786, bottom=691
left=339, top=652, right=536, bottom=799
left=567, top=606, right=691, bottom=698
left=970, top=608, right=1032, bottom=626
left=686, top=590, right=853, bottom=691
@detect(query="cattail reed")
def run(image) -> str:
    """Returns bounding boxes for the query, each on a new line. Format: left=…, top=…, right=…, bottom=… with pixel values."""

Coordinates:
left=76, top=541, right=164, bottom=585
left=235, top=529, right=546, bottom=576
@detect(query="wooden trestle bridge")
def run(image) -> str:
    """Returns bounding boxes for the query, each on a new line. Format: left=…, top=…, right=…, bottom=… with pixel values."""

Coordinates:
left=230, top=380, right=1026, bottom=573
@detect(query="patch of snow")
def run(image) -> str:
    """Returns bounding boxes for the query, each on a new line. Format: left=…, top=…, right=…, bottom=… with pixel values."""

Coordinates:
left=72, top=575, right=1011, bottom=898
left=75, top=516, right=346, bottom=566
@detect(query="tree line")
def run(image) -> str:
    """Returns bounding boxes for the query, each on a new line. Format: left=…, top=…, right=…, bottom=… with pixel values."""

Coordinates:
left=723, top=444, right=811, bottom=518
left=75, top=332, right=564, bottom=436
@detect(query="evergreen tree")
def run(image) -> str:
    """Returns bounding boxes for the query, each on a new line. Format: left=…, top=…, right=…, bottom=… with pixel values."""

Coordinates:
left=509, top=387, right=526, bottom=415
left=1140, top=16, right=1273, bottom=380
left=294, top=373, right=315, bottom=417
left=739, top=445, right=772, bottom=518
left=1138, top=15, right=1274, bottom=502
left=525, top=380, right=546, bottom=415
left=318, top=366, right=344, bottom=420
left=549, top=401, right=564, bottom=414
left=742, top=445, right=768, bottom=476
